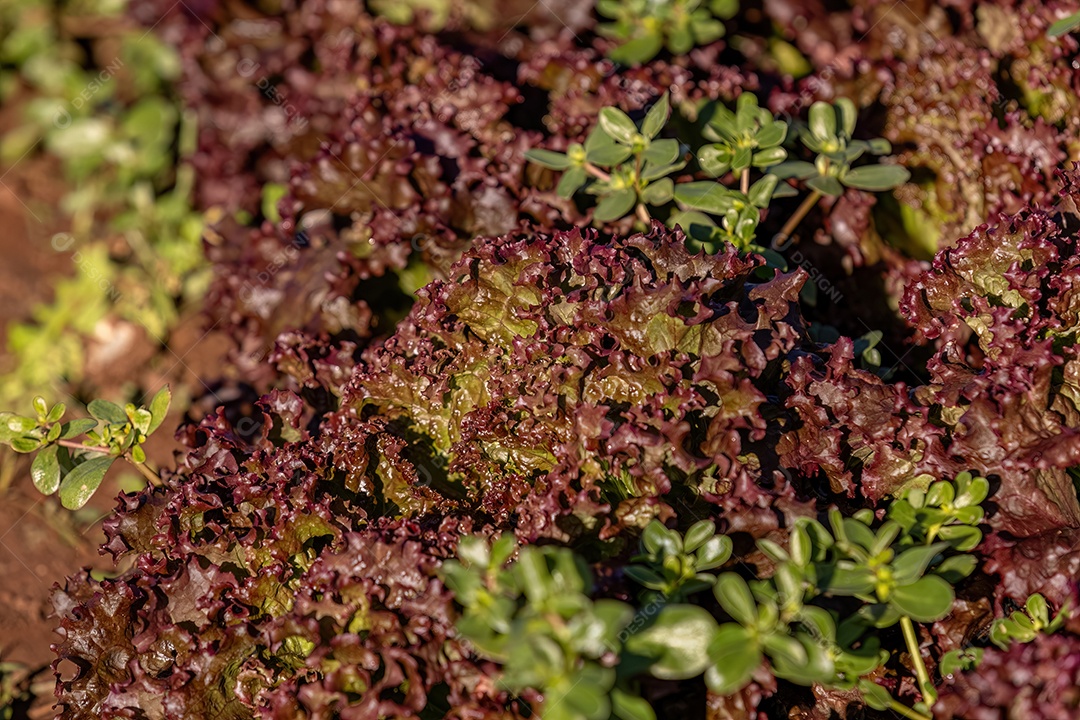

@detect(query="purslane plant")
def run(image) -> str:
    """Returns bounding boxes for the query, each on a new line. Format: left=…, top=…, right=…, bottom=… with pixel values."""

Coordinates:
left=526, top=92, right=909, bottom=259
left=596, top=0, right=739, bottom=65
left=526, top=93, right=685, bottom=224
left=770, top=99, right=909, bottom=247
left=446, top=473, right=986, bottom=720
left=0, top=387, right=170, bottom=508
left=989, top=592, right=1071, bottom=650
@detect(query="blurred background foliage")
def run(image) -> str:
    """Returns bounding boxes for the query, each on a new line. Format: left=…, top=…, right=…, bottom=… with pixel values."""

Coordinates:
left=0, top=0, right=207, bottom=419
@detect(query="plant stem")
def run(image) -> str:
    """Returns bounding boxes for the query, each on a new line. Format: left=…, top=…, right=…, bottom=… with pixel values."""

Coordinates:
left=129, top=458, right=163, bottom=487
left=772, top=190, right=822, bottom=249
left=584, top=163, right=611, bottom=182
left=740, top=168, right=750, bottom=195
left=887, top=699, right=932, bottom=720
left=56, top=440, right=162, bottom=487
left=636, top=203, right=651, bottom=225
left=901, top=615, right=937, bottom=704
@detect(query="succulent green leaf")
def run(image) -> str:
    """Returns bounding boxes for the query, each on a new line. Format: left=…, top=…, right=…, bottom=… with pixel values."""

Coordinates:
left=769, top=160, right=818, bottom=180
left=60, top=418, right=98, bottom=439
left=682, top=520, right=717, bottom=553
left=699, top=144, right=734, bottom=177
left=704, top=624, right=761, bottom=695
left=751, top=146, right=787, bottom=168
left=46, top=402, right=66, bottom=424
left=594, top=188, right=637, bottom=222
left=31, top=445, right=61, bottom=495
left=694, top=534, right=731, bottom=571
left=87, top=399, right=128, bottom=424
left=756, top=122, right=787, bottom=148
left=58, top=455, right=116, bottom=510
left=641, top=92, right=670, bottom=140
left=599, top=107, right=638, bottom=145
left=714, top=573, right=757, bottom=626
left=585, top=127, right=634, bottom=165
left=842, top=164, right=910, bottom=191
left=747, top=174, right=779, bottom=208
left=808, top=101, right=836, bottom=140
left=889, top=575, right=955, bottom=622
left=610, top=686, right=656, bottom=720
left=624, top=604, right=718, bottom=679
left=807, top=175, right=845, bottom=196
left=674, top=182, right=737, bottom=214
left=525, top=148, right=573, bottom=170
left=556, top=166, right=589, bottom=198
left=642, top=138, right=680, bottom=167
left=640, top=178, right=674, bottom=205
left=836, top=97, right=858, bottom=138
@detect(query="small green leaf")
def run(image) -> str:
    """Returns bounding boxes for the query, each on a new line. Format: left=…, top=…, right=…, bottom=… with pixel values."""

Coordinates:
left=60, top=418, right=98, bottom=439
left=10, top=437, right=40, bottom=453
left=87, top=399, right=128, bottom=424
left=594, top=188, right=637, bottom=222
left=1048, top=11, right=1080, bottom=38
left=624, top=565, right=666, bottom=589
left=751, top=146, right=787, bottom=168
left=756, top=122, right=787, bottom=148
left=769, top=161, right=818, bottom=180
left=889, top=575, right=955, bottom=622
left=674, top=182, right=737, bottom=214
left=608, top=32, right=665, bottom=66
left=858, top=679, right=893, bottom=711
left=46, top=402, right=66, bottom=424
left=556, top=166, right=588, bottom=198
left=808, top=101, right=836, bottom=140
left=58, top=455, right=116, bottom=510
left=31, top=445, right=61, bottom=495
left=747, top=175, right=779, bottom=208
left=599, top=107, right=638, bottom=144
left=891, top=543, right=949, bottom=585
left=806, top=175, right=844, bottom=196
left=610, top=686, right=656, bottom=720
left=1026, top=594, right=1050, bottom=626
left=131, top=445, right=147, bottom=464
left=695, top=534, right=732, bottom=570
left=640, top=178, right=674, bottom=205
left=704, top=624, right=761, bottom=695
left=820, top=565, right=876, bottom=596
left=525, top=148, right=573, bottom=170
left=714, top=573, right=757, bottom=626
left=699, top=144, right=733, bottom=177
left=624, top=604, right=718, bottom=679
left=732, top=146, right=752, bottom=172
left=683, top=520, right=717, bottom=553
left=934, top=554, right=978, bottom=583
left=642, top=138, right=680, bottom=167
left=836, top=97, right=858, bottom=138
left=842, top=165, right=910, bottom=191
left=641, top=92, right=670, bottom=140
left=32, top=397, right=48, bottom=417
left=585, top=127, right=634, bottom=165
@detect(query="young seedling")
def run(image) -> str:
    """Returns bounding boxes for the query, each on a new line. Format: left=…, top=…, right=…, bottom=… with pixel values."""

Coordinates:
left=697, top=93, right=789, bottom=194
left=624, top=519, right=732, bottom=602
left=770, top=98, right=909, bottom=247
left=989, top=593, right=1071, bottom=649
left=0, top=387, right=171, bottom=509
left=526, top=93, right=685, bottom=225
left=596, top=0, right=739, bottom=65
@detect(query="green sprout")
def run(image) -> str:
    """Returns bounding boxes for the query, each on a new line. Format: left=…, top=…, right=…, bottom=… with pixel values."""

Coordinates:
left=698, top=93, right=789, bottom=192
left=624, top=519, right=732, bottom=602
left=0, top=387, right=170, bottom=508
left=990, top=593, right=1071, bottom=650
left=596, top=0, right=739, bottom=65
left=526, top=92, right=686, bottom=224
left=770, top=98, right=910, bottom=247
